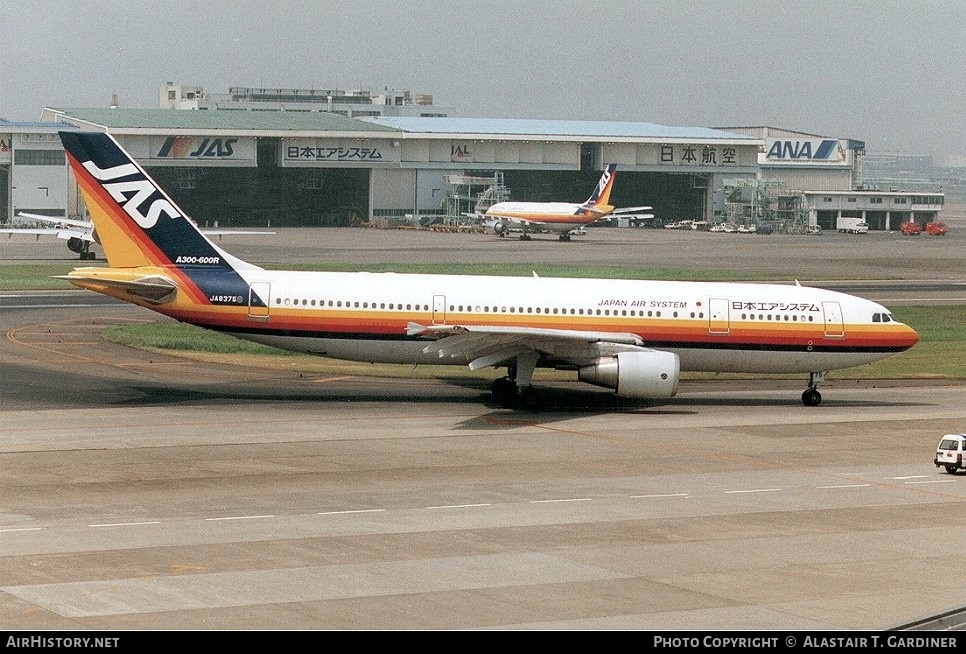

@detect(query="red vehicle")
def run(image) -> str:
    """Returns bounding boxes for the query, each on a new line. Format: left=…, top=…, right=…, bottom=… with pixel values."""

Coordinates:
left=925, top=221, right=948, bottom=236
left=899, top=221, right=922, bottom=236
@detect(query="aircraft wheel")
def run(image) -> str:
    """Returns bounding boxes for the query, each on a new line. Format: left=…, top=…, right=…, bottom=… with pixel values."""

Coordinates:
left=801, top=389, right=822, bottom=406
left=491, top=378, right=518, bottom=408
left=518, top=386, right=540, bottom=410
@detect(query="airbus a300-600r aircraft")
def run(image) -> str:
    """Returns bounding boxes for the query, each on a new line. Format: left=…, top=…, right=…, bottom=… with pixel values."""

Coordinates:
left=482, top=163, right=653, bottom=241
left=55, top=131, right=918, bottom=408
left=1, top=212, right=274, bottom=260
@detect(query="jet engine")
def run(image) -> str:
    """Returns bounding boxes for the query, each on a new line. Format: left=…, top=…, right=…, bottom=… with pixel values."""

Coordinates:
left=67, top=237, right=86, bottom=254
left=578, top=350, right=680, bottom=399
left=493, top=221, right=508, bottom=236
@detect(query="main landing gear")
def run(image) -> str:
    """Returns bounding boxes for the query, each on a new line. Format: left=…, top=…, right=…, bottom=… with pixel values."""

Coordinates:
left=490, top=351, right=540, bottom=409
left=801, top=371, right=825, bottom=406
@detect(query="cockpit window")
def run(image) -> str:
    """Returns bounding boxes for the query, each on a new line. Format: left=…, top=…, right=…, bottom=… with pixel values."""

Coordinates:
left=872, top=312, right=902, bottom=323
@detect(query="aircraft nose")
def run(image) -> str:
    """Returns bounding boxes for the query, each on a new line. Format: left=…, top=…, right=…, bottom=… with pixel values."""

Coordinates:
left=901, top=323, right=920, bottom=349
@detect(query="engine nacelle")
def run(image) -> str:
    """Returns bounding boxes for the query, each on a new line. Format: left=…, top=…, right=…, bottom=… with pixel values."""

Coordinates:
left=493, top=221, right=508, bottom=235
left=67, top=237, right=85, bottom=254
left=578, top=351, right=680, bottom=399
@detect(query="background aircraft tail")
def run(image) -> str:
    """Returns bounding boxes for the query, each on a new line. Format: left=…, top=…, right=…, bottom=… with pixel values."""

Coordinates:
left=583, top=163, right=618, bottom=208
left=59, top=131, right=256, bottom=272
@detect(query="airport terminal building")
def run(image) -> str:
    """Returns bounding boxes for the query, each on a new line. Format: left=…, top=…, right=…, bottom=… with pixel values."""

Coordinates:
left=0, top=85, right=945, bottom=232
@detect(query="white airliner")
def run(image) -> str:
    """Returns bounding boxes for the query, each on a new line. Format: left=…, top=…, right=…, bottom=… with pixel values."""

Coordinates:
left=55, top=131, right=919, bottom=408
left=482, top=163, right=653, bottom=240
left=1, top=212, right=274, bottom=260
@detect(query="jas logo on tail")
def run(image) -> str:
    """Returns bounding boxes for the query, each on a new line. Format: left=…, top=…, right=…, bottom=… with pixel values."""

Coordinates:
left=82, top=161, right=180, bottom=229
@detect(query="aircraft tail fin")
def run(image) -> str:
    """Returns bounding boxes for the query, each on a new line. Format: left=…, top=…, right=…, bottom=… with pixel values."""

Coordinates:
left=583, top=163, right=618, bottom=208
left=59, top=131, right=258, bottom=273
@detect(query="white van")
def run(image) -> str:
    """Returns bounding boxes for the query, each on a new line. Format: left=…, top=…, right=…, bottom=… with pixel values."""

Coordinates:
left=934, top=434, right=966, bottom=474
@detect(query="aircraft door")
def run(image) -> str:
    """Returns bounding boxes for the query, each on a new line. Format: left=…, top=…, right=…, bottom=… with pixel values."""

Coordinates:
left=248, top=282, right=271, bottom=321
left=432, top=294, right=446, bottom=325
left=822, top=301, right=845, bottom=337
left=708, top=297, right=730, bottom=335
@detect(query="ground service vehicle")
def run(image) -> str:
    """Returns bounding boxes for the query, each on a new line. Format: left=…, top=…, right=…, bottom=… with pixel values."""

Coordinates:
left=934, top=434, right=966, bottom=474
left=837, top=217, right=869, bottom=234
left=900, top=221, right=923, bottom=236
left=925, top=221, right=948, bottom=236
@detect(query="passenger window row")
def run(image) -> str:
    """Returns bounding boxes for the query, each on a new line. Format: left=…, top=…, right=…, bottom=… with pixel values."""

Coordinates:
left=273, top=296, right=708, bottom=320
left=740, top=313, right=816, bottom=322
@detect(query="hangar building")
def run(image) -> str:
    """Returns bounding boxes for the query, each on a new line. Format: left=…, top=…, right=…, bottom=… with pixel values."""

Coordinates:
left=20, top=108, right=761, bottom=230
left=0, top=99, right=944, bottom=233
left=720, top=126, right=945, bottom=232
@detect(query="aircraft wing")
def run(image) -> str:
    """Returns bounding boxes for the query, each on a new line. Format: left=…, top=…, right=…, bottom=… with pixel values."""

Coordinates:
left=1, top=228, right=62, bottom=236
left=201, top=230, right=276, bottom=236
left=612, top=206, right=654, bottom=214
left=407, top=322, right=647, bottom=369
left=16, top=213, right=273, bottom=237
left=0, top=226, right=93, bottom=241
left=16, top=212, right=92, bottom=229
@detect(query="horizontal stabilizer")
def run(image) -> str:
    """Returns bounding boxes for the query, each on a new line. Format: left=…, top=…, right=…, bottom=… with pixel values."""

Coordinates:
left=55, top=270, right=178, bottom=304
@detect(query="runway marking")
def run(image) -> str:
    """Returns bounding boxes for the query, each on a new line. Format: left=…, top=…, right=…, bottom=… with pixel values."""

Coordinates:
left=3, top=474, right=964, bottom=538
left=90, top=521, right=161, bottom=528
left=1, top=304, right=113, bottom=309
left=629, top=492, right=689, bottom=499
left=312, top=376, right=357, bottom=383
left=318, top=508, right=386, bottom=515
left=205, top=515, right=276, bottom=522
left=891, top=475, right=929, bottom=480
left=19, top=340, right=100, bottom=345
left=1, top=552, right=625, bottom=618
left=530, top=497, right=592, bottom=504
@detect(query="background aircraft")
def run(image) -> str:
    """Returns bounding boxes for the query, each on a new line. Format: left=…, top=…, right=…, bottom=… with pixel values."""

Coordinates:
left=477, top=164, right=653, bottom=240
left=1, top=212, right=274, bottom=260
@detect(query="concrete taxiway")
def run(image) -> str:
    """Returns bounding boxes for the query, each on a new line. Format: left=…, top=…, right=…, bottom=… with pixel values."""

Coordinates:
left=1, top=296, right=965, bottom=630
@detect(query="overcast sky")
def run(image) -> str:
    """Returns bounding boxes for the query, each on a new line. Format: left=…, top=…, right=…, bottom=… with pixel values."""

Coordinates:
left=3, top=1, right=963, bottom=161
